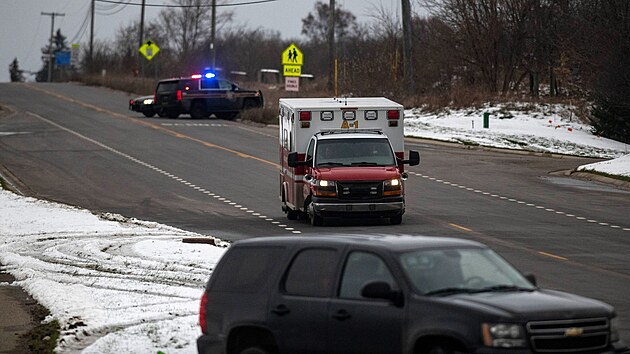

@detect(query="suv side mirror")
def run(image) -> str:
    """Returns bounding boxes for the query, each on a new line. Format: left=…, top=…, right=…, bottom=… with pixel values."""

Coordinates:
left=402, top=150, right=420, bottom=166
left=525, top=273, right=537, bottom=287
left=362, top=281, right=404, bottom=307
left=288, top=152, right=310, bottom=167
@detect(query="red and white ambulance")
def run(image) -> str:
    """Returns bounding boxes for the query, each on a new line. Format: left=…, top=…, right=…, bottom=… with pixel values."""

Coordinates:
left=279, top=97, right=420, bottom=225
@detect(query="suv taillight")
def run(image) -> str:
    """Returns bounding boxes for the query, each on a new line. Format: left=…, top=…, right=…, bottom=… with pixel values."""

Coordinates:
left=176, top=90, right=182, bottom=101
left=199, top=291, right=208, bottom=334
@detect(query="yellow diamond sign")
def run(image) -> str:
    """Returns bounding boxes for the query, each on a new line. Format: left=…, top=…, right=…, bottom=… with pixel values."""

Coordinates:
left=139, top=40, right=160, bottom=61
left=282, top=44, right=303, bottom=66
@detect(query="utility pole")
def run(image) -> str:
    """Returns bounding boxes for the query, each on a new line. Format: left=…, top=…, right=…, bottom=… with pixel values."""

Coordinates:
left=90, top=0, right=94, bottom=71
left=139, top=0, right=146, bottom=76
left=327, top=0, right=335, bottom=93
left=210, top=0, right=217, bottom=70
left=42, top=11, right=65, bottom=83
left=401, top=0, right=415, bottom=95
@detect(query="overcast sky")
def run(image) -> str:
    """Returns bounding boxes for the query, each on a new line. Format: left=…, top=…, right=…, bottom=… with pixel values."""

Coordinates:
left=0, top=0, right=409, bottom=83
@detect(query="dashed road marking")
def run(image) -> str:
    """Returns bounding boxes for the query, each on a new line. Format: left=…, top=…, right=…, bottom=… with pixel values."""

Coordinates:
left=25, top=111, right=301, bottom=234
left=413, top=172, right=628, bottom=233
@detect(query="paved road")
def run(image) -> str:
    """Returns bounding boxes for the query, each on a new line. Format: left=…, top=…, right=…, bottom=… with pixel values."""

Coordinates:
left=1, top=82, right=629, bottom=347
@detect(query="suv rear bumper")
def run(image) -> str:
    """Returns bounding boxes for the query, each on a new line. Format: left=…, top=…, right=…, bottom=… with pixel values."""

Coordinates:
left=197, top=334, right=225, bottom=354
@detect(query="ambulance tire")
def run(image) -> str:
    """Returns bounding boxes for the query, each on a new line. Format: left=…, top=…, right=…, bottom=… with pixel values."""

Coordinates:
left=390, top=214, right=403, bottom=225
left=286, top=209, right=299, bottom=220
left=310, top=212, right=323, bottom=226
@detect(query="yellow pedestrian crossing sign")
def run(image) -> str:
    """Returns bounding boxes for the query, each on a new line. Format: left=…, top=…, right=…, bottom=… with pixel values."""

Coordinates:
left=282, top=44, right=303, bottom=66
left=139, top=40, right=160, bottom=61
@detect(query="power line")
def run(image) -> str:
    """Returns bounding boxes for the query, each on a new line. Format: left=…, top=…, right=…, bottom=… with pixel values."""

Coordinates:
left=94, top=0, right=277, bottom=8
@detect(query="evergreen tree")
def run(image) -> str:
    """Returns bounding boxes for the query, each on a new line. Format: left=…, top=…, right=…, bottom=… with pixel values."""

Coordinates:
left=36, top=29, right=69, bottom=82
left=9, top=57, right=24, bottom=82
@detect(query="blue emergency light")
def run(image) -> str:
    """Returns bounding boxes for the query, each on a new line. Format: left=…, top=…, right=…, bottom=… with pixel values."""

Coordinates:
left=204, top=72, right=216, bottom=79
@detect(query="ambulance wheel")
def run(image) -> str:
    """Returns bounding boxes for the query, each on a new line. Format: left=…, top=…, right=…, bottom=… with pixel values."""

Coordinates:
left=286, top=209, right=299, bottom=220
left=310, top=213, right=323, bottom=226
left=390, top=214, right=403, bottom=225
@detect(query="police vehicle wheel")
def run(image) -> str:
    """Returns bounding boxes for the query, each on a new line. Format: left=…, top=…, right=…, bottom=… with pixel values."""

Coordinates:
left=143, top=110, right=155, bottom=118
left=190, top=101, right=207, bottom=119
left=243, top=99, right=258, bottom=110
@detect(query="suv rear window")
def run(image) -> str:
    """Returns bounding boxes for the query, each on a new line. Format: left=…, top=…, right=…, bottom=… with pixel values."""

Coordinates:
left=210, top=246, right=285, bottom=293
left=157, top=81, right=178, bottom=93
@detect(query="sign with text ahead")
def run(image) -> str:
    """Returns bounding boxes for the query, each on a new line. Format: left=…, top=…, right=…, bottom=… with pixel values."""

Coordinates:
left=282, top=44, right=303, bottom=77
left=285, top=76, right=299, bottom=92
left=139, top=40, right=160, bottom=61
left=283, top=65, right=302, bottom=77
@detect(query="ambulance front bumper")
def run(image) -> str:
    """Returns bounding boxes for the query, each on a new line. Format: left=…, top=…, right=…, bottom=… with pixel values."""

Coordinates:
left=312, top=201, right=404, bottom=217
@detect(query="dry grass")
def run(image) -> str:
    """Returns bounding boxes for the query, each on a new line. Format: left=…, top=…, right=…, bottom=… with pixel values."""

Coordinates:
left=73, top=73, right=587, bottom=124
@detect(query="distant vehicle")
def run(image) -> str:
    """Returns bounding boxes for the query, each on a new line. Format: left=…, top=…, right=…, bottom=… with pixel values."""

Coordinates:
left=154, top=71, right=263, bottom=119
left=129, top=95, right=156, bottom=117
left=197, top=234, right=629, bottom=354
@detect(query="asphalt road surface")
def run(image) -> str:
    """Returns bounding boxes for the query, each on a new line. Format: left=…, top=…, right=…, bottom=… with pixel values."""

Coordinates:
left=1, top=82, right=630, bottom=345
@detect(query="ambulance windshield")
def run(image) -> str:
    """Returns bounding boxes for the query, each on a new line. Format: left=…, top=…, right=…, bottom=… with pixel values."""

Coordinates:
left=315, top=138, right=396, bottom=167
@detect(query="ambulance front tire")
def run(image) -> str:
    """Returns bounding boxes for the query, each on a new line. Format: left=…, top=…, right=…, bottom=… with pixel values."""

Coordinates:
left=309, top=207, right=324, bottom=226
left=286, top=209, right=299, bottom=220
left=390, top=214, right=403, bottom=225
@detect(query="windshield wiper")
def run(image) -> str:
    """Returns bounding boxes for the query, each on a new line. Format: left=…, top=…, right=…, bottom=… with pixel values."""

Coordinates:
left=473, top=285, right=534, bottom=293
left=317, top=162, right=345, bottom=167
left=424, top=287, right=477, bottom=296
left=350, top=162, right=379, bottom=166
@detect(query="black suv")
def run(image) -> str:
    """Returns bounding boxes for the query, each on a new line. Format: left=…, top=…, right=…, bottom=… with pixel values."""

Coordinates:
left=197, top=235, right=629, bottom=354
left=154, top=74, right=263, bottom=119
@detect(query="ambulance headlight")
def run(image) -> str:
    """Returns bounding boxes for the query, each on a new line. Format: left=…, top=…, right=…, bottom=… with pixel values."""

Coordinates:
left=383, top=178, right=402, bottom=196
left=315, top=180, right=337, bottom=197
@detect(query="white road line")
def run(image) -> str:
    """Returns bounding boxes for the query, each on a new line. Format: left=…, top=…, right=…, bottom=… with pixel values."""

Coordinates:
left=25, top=111, right=301, bottom=234
left=412, top=171, right=629, bottom=233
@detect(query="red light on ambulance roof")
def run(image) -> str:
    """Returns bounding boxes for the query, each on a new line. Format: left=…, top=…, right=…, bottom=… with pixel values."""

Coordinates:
left=299, top=111, right=312, bottom=121
left=387, top=110, right=400, bottom=120
left=191, top=74, right=202, bottom=79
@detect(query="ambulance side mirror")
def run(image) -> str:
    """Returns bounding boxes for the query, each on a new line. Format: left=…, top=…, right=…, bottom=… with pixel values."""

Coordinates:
left=402, top=150, right=420, bottom=166
left=288, top=152, right=310, bottom=167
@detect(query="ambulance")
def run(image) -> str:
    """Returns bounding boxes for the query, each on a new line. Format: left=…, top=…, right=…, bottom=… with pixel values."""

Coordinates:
left=279, top=97, right=420, bottom=226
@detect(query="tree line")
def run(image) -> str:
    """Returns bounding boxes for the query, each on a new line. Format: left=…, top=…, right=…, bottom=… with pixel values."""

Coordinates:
left=13, top=0, right=630, bottom=143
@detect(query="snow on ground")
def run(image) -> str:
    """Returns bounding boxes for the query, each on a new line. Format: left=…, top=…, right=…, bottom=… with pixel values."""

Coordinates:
left=0, top=102, right=629, bottom=353
left=0, top=190, right=228, bottom=353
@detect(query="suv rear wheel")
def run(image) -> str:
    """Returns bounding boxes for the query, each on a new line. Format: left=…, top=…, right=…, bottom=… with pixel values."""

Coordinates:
left=191, top=101, right=207, bottom=119
left=239, top=346, right=271, bottom=354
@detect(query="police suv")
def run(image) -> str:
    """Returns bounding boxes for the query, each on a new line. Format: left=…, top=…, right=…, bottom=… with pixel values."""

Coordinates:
left=154, top=72, right=263, bottom=119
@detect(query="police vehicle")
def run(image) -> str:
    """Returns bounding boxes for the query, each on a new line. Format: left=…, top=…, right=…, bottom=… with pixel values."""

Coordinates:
left=129, top=95, right=157, bottom=117
left=153, top=72, right=263, bottom=119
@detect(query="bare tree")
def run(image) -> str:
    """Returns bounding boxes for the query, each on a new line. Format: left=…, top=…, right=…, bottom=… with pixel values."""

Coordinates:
left=158, top=0, right=233, bottom=57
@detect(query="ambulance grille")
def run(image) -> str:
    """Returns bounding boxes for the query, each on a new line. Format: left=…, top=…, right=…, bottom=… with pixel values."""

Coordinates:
left=336, top=181, right=383, bottom=200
